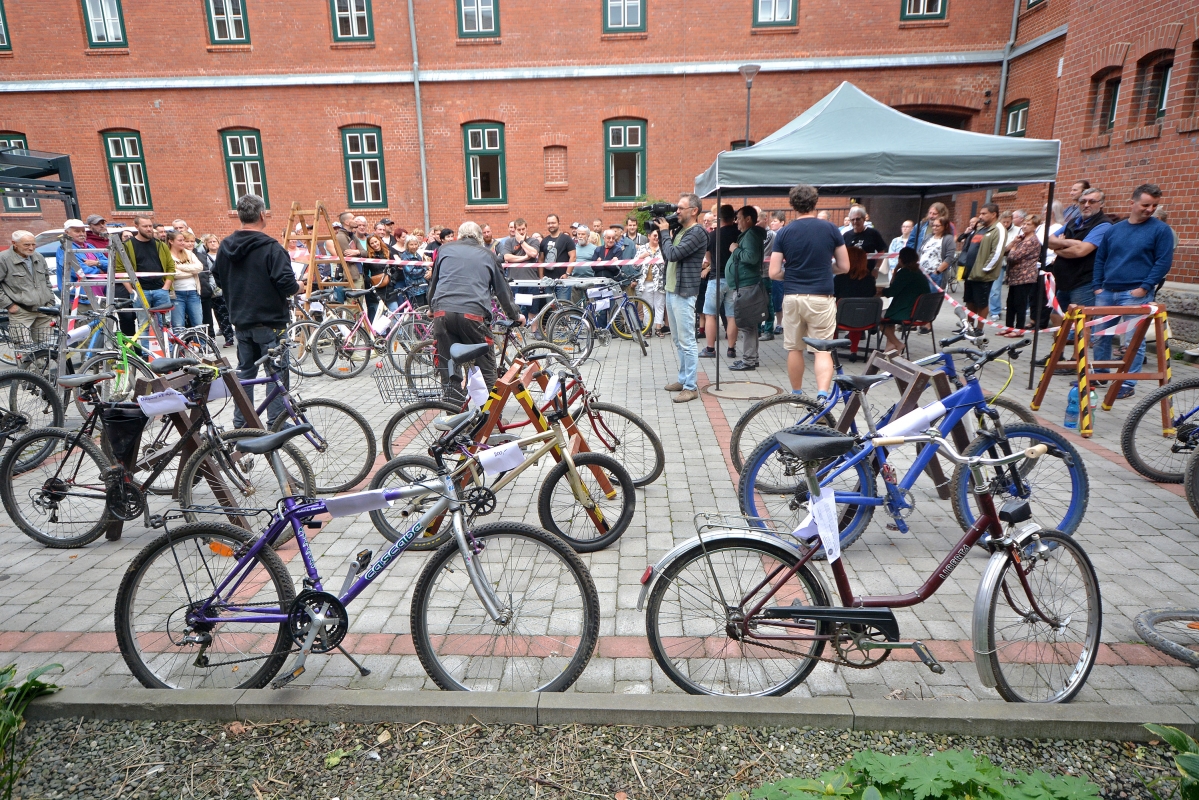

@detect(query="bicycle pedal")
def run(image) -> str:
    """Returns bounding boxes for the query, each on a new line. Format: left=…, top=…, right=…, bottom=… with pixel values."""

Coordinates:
left=270, top=665, right=305, bottom=689
left=910, top=641, right=945, bottom=674
left=148, top=514, right=165, bottom=529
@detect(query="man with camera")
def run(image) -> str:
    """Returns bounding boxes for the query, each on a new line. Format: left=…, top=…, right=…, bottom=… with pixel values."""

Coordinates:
left=653, top=194, right=707, bottom=403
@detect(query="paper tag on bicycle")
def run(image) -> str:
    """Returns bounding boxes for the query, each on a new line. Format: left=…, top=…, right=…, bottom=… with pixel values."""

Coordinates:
left=324, top=489, right=394, bottom=518
left=595, top=298, right=610, bottom=311
left=66, top=325, right=91, bottom=345
left=792, top=513, right=819, bottom=543
left=370, top=303, right=391, bottom=335
left=542, top=373, right=561, bottom=402
left=514, top=293, right=534, bottom=306
left=587, top=287, right=605, bottom=298
left=207, top=379, right=230, bottom=402
left=136, top=389, right=189, bottom=417
left=466, top=367, right=489, bottom=409
left=812, top=490, right=841, bottom=563
left=477, top=441, right=525, bottom=478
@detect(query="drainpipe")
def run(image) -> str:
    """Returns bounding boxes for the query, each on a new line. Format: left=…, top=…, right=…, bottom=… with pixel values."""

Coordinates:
left=407, top=0, right=431, bottom=232
left=992, top=0, right=1022, bottom=136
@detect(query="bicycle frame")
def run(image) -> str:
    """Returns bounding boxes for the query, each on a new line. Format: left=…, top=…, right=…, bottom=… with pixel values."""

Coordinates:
left=239, top=366, right=329, bottom=453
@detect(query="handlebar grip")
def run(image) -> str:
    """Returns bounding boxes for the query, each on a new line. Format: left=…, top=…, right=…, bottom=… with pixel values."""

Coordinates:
left=873, top=436, right=906, bottom=447
left=1024, top=444, right=1048, bottom=459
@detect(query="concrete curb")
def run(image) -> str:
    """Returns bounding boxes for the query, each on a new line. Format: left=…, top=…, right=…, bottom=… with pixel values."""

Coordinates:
left=25, top=689, right=1196, bottom=742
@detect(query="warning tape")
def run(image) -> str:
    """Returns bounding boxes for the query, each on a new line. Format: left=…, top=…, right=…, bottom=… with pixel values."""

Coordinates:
left=925, top=272, right=1063, bottom=337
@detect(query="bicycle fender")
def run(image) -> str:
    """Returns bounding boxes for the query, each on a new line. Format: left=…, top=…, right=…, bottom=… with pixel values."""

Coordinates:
left=636, top=530, right=830, bottom=612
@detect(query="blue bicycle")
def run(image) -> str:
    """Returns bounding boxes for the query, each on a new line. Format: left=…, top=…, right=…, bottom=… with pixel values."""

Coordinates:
left=738, top=339, right=1088, bottom=554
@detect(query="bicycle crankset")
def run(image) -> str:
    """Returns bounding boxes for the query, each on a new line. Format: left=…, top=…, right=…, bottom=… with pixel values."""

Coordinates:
left=106, top=467, right=146, bottom=520
left=287, top=590, right=348, bottom=654
left=465, top=486, right=497, bottom=517
left=832, top=622, right=893, bottom=669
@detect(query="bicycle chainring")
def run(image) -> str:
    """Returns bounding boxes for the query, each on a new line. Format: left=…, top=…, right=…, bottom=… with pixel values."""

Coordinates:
left=888, top=487, right=916, bottom=520
left=106, top=479, right=147, bottom=521
left=1175, top=422, right=1199, bottom=451
left=832, top=622, right=892, bottom=669
left=465, top=486, right=497, bottom=517
left=287, top=590, right=348, bottom=654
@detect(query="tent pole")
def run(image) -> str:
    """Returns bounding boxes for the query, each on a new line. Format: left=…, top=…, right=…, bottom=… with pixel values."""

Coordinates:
left=914, top=190, right=926, bottom=251
left=715, top=186, right=722, bottom=391
left=1028, top=180, right=1055, bottom=389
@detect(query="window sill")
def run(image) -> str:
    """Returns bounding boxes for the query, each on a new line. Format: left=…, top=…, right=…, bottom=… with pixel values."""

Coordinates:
left=898, top=19, right=949, bottom=28
left=226, top=209, right=272, bottom=217
left=1124, top=123, right=1161, bottom=143
left=544, top=182, right=569, bottom=192
left=207, top=44, right=252, bottom=52
left=108, top=211, right=151, bottom=218
left=750, top=26, right=798, bottom=35
left=330, top=41, right=375, bottom=50
left=457, top=36, right=502, bottom=45
left=1019, top=0, right=1047, bottom=19
left=85, top=47, right=130, bottom=55
left=0, top=52, right=13, bottom=59
left=1177, top=116, right=1199, bottom=134
left=1079, top=133, right=1111, bottom=151
left=600, top=32, right=648, bottom=40
left=465, top=204, right=508, bottom=212
left=602, top=201, right=638, bottom=210
left=1, top=212, right=43, bottom=220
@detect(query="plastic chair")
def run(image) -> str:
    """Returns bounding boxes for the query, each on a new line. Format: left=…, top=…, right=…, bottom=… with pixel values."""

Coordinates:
left=899, top=293, right=945, bottom=355
left=835, top=297, right=883, bottom=362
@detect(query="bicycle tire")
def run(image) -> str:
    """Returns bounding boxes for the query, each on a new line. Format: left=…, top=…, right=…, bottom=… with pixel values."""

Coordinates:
left=284, top=320, right=323, bottom=378
left=730, top=394, right=835, bottom=475
left=382, top=400, right=461, bottom=461
left=410, top=521, right=600, bottom=692
left=0, top=427, right=111, bottom=548
left=536, top=451, right=635, bottom=552
left=0, top=369, right=65, bottom=464
left=384, top=314, right=433, bottom=372
left=951, top=423, right=1088, bottom=536
left=546, top=309, right=595, bottom=363
left=403, top=339, right=443, bottom=400
left=71, top=352, right=155, bottom=418
left=177, top=429, right=315, bottom=545
left=978, top=529, right=1101, bottom=702
left=1183, top=449, right=1199, bottom=520
left=612, top=297, right=654, bottom=339
left=271, top=398, right=376, bottom=494
left=1134, top=608, right=1199, bottom=668
left=172, top=329, right=220, bottom=361
left=1121, top=376, right=1199, bottom=483
left=581, top=401, right=664, bottom=487
left=115, top=521, right=296, bottom=689
left=737, top=424, right=876, bottom=557
left=982, top=394, right=1036, bottom=428
left=312, top=318, right=372, bottom=379
left=367, top=454, right=453, bottom=550
left=645, top=536, right=829, bottom=696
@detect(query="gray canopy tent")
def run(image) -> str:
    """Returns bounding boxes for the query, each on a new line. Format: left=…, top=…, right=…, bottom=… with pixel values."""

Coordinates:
left=694, top=81, right=1061, bottom=388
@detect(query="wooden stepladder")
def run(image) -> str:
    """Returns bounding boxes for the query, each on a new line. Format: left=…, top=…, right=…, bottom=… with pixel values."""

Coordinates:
left=280, top=201, right=360, bottom=314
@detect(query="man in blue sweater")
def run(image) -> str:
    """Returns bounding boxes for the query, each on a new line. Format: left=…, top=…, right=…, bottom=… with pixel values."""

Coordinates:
left=1092, top=184, right=1175, bottom=398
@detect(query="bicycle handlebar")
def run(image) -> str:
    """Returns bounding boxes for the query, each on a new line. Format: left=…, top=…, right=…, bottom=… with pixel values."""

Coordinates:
left=253, top=344, right=288, bottom=368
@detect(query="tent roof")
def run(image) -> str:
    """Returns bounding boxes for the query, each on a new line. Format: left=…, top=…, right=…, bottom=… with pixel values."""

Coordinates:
left=694, top=81, right=1060, bottom=198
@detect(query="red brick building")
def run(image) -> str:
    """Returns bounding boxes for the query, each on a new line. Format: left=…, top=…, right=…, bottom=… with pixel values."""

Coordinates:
left=0, top=0, right=1194, bottom=282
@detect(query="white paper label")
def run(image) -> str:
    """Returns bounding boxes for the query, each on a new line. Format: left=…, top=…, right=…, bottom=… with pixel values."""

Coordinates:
left=792, top=513, right=819, bottom=542
left=542, top=373, right=561, bottom=404
left=477, top=441, right=526, bottom=478
left=466, top=366, right=489, bottom=409
left=370, top=302, right=391, bottom=335
left=514, top=293, right=535, bottom=306
left=811, top=489, right=841, bottom=563
left=207, top=379, right=230, bottom=401
left=595, top=298, right=610, bottom=311
left=136, top=389, right=189, bottom=417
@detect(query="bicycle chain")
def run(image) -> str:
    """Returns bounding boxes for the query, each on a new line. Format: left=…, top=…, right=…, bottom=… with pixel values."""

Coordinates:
left=725, top=622, right=870, bottom=669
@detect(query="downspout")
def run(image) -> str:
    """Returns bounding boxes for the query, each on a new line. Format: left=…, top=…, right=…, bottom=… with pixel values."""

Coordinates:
left=987, top=0, right=1022, bottom=203
left=407, top=0, right=431, bottom=232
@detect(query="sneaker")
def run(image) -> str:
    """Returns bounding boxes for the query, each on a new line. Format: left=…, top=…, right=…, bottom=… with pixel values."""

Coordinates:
left=774, top=325, right=784, bottom=335
left=729, top=360, right=757, bottom=371
left=223, top=339, right=235, bottom=348
left=759, top=332, right=775, bottom=341
left=1117, top=385, right=1135, bottom=399
left=699, top=347, right=716, bottom=358
left=726, top=347, right=736, bottom=358
left=673, top=389, right=699, bottom=403
left=663, top=382, right=684, bottom=392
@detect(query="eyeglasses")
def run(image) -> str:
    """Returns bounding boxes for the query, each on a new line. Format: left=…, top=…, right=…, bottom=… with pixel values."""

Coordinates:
left=1078, top=199, right=1101, bottom=205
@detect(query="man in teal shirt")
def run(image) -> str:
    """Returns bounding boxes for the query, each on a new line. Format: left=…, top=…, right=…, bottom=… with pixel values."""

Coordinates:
left=726, top=206, right=767, bottom=371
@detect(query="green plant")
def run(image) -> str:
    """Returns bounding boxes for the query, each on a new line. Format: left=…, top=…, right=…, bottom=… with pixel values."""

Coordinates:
left=1143, top=723, right=1199, bottom=800
left=1, top=663, right=61, bottom=800
left=728, top=747, right=1100, bottom=800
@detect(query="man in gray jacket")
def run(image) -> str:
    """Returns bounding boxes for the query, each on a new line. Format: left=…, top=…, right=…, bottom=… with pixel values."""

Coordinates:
left=0, top=230, right=57, bottom=346
left=428, top=221, right=524, bottom=402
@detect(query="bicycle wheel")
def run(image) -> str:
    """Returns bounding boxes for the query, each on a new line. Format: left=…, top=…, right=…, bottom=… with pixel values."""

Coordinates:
left=384, top=314, right=432, bottom=371
left=410, top=521, right=599, bottom=692
left=1183, top=449, right=1199, bottom=519
left=951, top=424, right=1088, bottom=536
left=982, top=394, right=1036, bottom=429
left=382, top=400, right=461, bottom=461
left=730, top=394, right=835, bottom=475
left=135, top=416, right=185, bottom=495
left=367, top=454, right=452, bottom=550
left=284, top=320, right=323, bottom=378
left=547, top=309, right=594, bottom=363
left=645, top=537, right=829, bottom=696
left=0, top=369, right=64, bottom=466
left=537, top=452, right=635, bottom=552
left=579, top=401, right=664, bottom=486
left=738, top=425, right=876, bottom=555
left=177, top=429, right=315, bottom=543
left=612, top=297, right=654, bottom=339
left=978, top=529, right=1101, bottom=702
left=403, top=339, right=444, bottom=400
left=172, top=329, right=219, bottom=360
left=312, top=318, right=372, bottom=379
left=114, top=522, right=296, bottom=689
left=1134, top=608, right=1199, bottom=668
left=1121, top=376, right=1199, bottom=483
left=0, top=427, right=110, bottom=548
left=271, top=398, right=376, bottom=494
left=71, top=352, right=155, bottom=418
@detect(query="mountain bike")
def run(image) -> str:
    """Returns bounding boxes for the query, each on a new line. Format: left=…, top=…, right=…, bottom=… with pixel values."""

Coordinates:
left=641, top=432, right=1101, bottom=702
left=0, top=369, right=64, bottom=470
left=113, top=413, right=599, bottom=692
left=545, top=279, right=651, bottom=360
left=1120, top=376, right=1199, bottom=483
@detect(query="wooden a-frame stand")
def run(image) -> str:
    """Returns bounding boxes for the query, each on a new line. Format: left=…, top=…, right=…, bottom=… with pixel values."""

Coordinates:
left=1031, top=304, right=1171, bottom=438
left=280, top=200, right=362, bottom=315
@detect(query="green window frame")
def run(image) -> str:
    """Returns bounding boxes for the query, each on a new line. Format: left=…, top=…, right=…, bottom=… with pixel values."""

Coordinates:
left=0, top=134, right=38, bottom=212
left=206, top=0, right=250, bottom=44
left=753, top=0, right=795, bottom=28
left=1104, top=77, right=1121, bottom=131
left=81, top=0, right=126, bottom=48
left=458, top=0, right=498, bottom=37
left=1004, top=101, right=1028, bottom=136
left=604, top=120, right=645, bottom=202
left=604, top=0, right=645, bottom=33
left=0, top=0, right=11, bottom=52
left=341, top=127, right=386, bottom=208
left=1155, top=63, right=1173, bottom=120
left=1026, top=0, right=1044, bottom=7
left=103, top=131, right=152, bottom=210
left=329, top=0, right=372, bottom=41
left=222, top=130, right=268, bottom=209
left=900, top=0, right=945, bottom=21
left=462, top=123, right=507, bottom=205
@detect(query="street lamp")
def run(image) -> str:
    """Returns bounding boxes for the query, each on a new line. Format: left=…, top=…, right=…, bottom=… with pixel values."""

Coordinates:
left=738, top=64, right=761, bottom=150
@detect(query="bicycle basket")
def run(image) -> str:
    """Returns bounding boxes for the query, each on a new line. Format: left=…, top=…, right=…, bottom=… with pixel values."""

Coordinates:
left=99, top=403, right=150, bottom=465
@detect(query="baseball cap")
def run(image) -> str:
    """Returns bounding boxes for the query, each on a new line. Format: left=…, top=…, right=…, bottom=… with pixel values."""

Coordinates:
left=85, top=214, right=106, bottom=225
left=63, top=219, right=86, bottom=229
left=380, top=218, right=395, bottom=225
left=569, top=222, right=579, bottom=229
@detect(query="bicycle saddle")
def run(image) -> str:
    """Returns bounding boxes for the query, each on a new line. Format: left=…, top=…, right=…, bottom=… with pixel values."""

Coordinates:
left=433, top=410, right=476, bottom=431
left=233, top=423, right=313, bottom=455
left=345, top=289, right=373, bottom=299
left=36, top=306, right=61, bottom=316
left=493, top=318, right=519, bottom=330
left=57, top=372, right=114, bottom=388
left=832, top=373, right=892, bottom=393
left=148, top=357, right=199, bottom=375
left=308, top=289, right=336, bottom=301
left=110, top=298, right=134, bottom=309
left=774, top=431, right=856, bottom=462
left=802, top=337, right=852, bottom=352
left=449, top=342, right=490, bottom=364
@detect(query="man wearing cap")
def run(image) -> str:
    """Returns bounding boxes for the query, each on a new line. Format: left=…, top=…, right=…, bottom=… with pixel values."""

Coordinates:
left=0, top=231, right=56, bottom=346
left=85, top=214, right=111, bottom=251
left=379, top=218, right=400, bottom=250
left=57, top=219, right=108, bottom=305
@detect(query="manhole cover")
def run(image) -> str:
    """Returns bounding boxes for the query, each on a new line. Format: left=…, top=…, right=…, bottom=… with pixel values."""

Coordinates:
left=703, top=381, right=783, bottom=400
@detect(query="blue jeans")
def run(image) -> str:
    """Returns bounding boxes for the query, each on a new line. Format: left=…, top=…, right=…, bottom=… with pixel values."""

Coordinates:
left=134, top=288, right=173, bottom=350
left=1055, top=283, right=1093, bottom=314
left=171, top=290, right=203, bottom=329
left=234, top=326, right=290, bottom=428
left=666, top=291, right=698, bottom=391
left=988, top=267, right=1005, bottom=317
left=1092, top=288, right=1155, bottom=388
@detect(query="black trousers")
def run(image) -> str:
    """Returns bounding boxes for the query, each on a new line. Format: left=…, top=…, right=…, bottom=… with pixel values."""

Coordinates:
left=114, top=284, right=137, bottom=338
left=234, top=326, right=289, bottom=428
left=433, top=312, right=496, bottom=405
left=201, top=294, right=233, bottom=342
left=1005, top=282, right=1037, bottom=331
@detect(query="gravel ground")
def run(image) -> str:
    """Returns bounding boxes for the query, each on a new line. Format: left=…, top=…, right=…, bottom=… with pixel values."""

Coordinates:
left=13, top=718, right=1180, bottom=799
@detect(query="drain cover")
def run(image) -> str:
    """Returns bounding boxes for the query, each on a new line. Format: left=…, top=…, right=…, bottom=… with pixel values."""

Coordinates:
left=703, top=381, right=783, bottom=400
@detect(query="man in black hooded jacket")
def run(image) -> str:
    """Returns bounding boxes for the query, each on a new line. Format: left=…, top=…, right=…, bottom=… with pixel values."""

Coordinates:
left=213, top=194, right=299, bottom=427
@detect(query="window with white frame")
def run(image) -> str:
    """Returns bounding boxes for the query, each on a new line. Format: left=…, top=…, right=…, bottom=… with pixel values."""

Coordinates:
left=605, top=120, right=645, bottom=201
left=207, top=0, right=249, bottom=43
left=1004, top=101, right=1028, bottom=136
left=459, top=0, right=497, bottom=36
left=463, top=123, right=506, bottom=204
left=342, top=127, right=386, bottom=207
left=82, top=0, right=125, bottom=47
left=0, top=0, right=11, bottom=51
left=330, top=0, right=372, bottom=40
left=104, top=132, right=152, bottom=210
left=901, top=0, right=944, bottom=20
left=605, top=0, right=644, bottom=32
left=222, top=130, right=268, bottom=208
left=754, top=0, right=794, bottom=26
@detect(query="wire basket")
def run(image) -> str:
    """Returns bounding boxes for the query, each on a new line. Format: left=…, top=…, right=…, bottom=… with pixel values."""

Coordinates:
left=3, top=323, right=60, bottom=355
left=373, top=359, right=443, bottom=405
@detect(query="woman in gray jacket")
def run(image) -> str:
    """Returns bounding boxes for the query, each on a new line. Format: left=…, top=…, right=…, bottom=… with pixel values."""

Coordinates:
left=917, top=217, right=955, bottom=289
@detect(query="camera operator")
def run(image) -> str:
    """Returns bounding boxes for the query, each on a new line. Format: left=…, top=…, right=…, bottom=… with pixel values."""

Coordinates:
left=655, top=193, right=707, bottom=404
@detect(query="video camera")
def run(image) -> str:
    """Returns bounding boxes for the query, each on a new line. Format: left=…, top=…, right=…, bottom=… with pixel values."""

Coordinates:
left=636, top=202, right=680, bottom=234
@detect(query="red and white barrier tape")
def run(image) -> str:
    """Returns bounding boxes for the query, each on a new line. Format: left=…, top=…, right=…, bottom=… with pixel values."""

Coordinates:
left=925, top=272, right=1062, bottom=337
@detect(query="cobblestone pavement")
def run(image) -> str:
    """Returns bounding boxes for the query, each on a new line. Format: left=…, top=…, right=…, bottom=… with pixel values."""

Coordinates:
left=3, top=316, right=1199, bottom=707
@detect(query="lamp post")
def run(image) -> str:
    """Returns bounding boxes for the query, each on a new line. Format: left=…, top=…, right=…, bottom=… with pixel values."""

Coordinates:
left=737, top=64, right=760, bottom=206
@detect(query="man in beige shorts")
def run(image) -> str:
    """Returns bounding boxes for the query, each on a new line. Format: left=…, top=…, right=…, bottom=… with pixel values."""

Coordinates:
left=768, top=184, right=850, bottom=398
